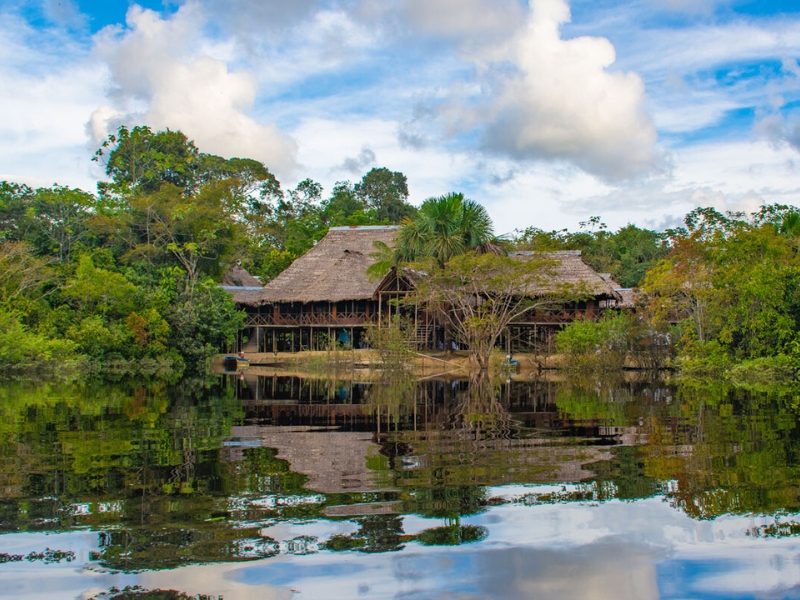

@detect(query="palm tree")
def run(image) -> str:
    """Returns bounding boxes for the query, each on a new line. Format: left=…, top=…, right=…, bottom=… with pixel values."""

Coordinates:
left=402, top=193, right=500, bottom=267
left=779, top=210, right=800, bottom=239
left=368, top=192, right=502, bottom=278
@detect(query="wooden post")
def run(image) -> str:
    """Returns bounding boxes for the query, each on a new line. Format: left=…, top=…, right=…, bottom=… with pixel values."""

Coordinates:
left=378, top=293, right=382, bottom=329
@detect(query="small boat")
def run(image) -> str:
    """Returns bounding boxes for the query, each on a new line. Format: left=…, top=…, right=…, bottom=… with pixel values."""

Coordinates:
left=501, top=357, right=521, bottom=373
left=223, top=355, right=250, bottom=372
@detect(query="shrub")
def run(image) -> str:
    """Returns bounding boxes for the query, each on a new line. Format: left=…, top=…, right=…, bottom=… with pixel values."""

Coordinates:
left=555, top=313, right=628, bottom=370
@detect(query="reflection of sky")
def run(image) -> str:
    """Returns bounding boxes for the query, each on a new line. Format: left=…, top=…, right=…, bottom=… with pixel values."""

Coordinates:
left=3, top=489, right=800, bottom=599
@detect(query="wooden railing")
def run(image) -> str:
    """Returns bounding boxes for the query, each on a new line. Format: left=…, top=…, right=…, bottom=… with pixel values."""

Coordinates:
left=246, top=308, right=613, bottom=328
left=246, top=312, right=373, bottom=327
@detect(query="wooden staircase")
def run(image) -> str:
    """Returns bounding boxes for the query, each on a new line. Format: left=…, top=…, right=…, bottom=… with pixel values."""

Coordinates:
left=409, top=325, right=433, bottom=349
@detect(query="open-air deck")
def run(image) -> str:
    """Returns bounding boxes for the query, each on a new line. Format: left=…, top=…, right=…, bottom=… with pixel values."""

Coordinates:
left=225, top=227, right=629, bottom=353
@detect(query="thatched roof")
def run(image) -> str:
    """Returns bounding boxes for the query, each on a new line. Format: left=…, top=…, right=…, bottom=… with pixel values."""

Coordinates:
left=511, top=251, right=621, bottom=299
left=236, top=226, right=399, bottom=306
left=598, top=273, right=637, bottom=308
left=222, top=265, right=262, bottom=288
left=220, top=265, right=264, bottom=304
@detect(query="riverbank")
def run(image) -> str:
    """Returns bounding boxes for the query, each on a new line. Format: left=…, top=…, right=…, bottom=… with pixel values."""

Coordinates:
left=214, top=349, right=569, bottom=380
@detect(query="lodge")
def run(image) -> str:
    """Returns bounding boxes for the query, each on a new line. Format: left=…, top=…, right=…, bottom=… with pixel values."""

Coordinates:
left=225, top=225, right=629, bottom=353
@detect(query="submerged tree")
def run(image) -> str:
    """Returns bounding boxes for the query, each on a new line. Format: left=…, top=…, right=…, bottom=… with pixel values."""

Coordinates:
left=409, top=252, right=589, bottom=370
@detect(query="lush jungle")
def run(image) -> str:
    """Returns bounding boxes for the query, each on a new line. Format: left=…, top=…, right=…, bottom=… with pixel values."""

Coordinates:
left=2, top=124, right=800, bottom=379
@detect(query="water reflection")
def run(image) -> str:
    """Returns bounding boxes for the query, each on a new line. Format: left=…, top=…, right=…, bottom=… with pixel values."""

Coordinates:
left=1, top=373, right=800, bottom=598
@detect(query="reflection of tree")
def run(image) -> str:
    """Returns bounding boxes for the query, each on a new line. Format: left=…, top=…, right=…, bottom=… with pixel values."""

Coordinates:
left=90, top=585, right=218, bottom=599
left=363, top=373, right=418, bottom=428
left=453, top=372, right=512, bottom=440
left=416, top=522, right=488, bottom=546
left=8, top=374, right=800, bottom=569
left=554, top=374, right=633, bottom=427
left=326, top=514, right=405, bottom=553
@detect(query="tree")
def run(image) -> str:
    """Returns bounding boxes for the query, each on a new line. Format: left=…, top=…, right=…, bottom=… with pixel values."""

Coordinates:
left=128, top=182, right=238, bottom=295
left=354, top=167, right=415, bottom=223
left=0, top=241, right=55, bottom=307
left=27, top=186, right=94, bottom=262
left=321, top=181, right=374, bottom=226
left=0, top=181, right=33, bottom=242
left=514, top=219, right=667, bottom=288
left=395, top=193, right=500, bottom=268
left=641, top=205, right=800, bottom=364
left=94, top=125, right=200, bottom=197
left=408, top=253, right=588, bottom=370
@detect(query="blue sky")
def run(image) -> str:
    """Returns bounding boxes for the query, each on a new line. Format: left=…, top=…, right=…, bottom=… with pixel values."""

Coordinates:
left=3, top=0, right=800, bottom=234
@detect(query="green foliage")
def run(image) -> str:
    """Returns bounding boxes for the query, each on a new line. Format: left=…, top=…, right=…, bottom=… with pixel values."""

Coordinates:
left=363, top=317, right=415, bottom=368
left=164, top=280, right=245, bottom=373
left=555, top=314, right=630, bottom=369
left=94, top=125, right=200, bottom=196
left=63, top=255, right=138, bottom=318
left=0, top=309, right=81, bottom=372
left=411, top=252, right=586, bottom=370
left=396, top=193, right=497, bottom=267
left=556, top=313, right=673, bottom=371
left=354, top=167, right=416, bottom=223
left=416, top=524, right=488, bottom=546
left=642, top=205, right=800, bottom=371
left=515, top=219, right=667, bottom=287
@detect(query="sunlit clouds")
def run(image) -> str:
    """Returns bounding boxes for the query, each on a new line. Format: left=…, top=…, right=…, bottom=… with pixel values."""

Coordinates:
left=3, top=0, right=800, bottom=232
left=89, top=4, right=298, bottom=179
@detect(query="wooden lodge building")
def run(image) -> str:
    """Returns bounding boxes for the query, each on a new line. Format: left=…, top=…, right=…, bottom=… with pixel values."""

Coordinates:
left=226, top=226, right=626, bottom=353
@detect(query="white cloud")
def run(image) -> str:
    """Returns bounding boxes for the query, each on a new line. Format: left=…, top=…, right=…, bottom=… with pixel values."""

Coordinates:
left=0, top=11, right=104, bottom=190
left=437, top=0, right=659, bottom=181
left=91, top=3, right=298, bottom=178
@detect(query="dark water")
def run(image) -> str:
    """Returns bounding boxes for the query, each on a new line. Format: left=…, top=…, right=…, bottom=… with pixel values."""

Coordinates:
left=2, top=372, right=800, bottom=599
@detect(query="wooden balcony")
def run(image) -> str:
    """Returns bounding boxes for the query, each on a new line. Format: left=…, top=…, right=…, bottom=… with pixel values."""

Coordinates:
left=246, top=312, right=374, bottom=328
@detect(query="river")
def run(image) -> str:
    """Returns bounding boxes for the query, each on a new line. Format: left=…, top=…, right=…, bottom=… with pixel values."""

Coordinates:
left=1, top=371, right=799, bottom=599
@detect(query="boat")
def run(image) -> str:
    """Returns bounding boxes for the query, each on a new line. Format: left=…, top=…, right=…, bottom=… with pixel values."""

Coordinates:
left=501, top=356, right=521, bottom=373
left=223, top=355, right=250, bottom=372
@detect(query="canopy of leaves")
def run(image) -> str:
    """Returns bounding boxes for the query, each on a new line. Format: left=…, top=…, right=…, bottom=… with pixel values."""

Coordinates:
left=641, top=205, right=800, bottom=365
left=515, top=218, right=667, bottom=287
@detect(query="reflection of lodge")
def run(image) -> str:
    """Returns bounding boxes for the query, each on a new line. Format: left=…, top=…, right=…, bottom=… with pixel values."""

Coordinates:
left=230, top=373, right=640, bottom=433
left=222, top=374, right=654, bottom=494
left=225, top=227, right=632, bottom=353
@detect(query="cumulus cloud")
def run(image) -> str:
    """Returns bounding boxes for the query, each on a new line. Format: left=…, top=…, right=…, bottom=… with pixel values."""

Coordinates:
left=436, top=0, right=659, bottom=181
left=0, top=11, right=104, bottom=190
left=90, top=3, right=297, bottom=177
left=751, top=58, right=800, bottom=153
